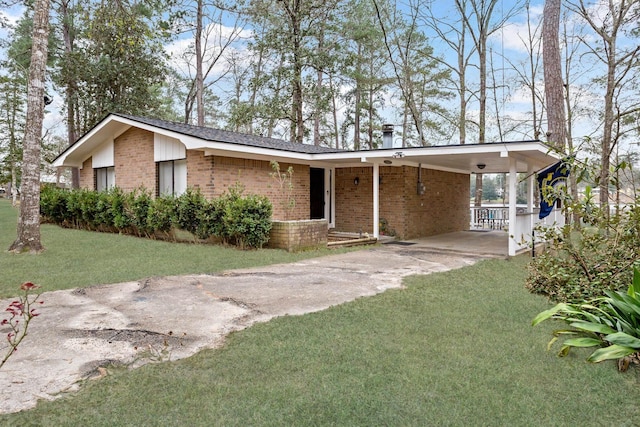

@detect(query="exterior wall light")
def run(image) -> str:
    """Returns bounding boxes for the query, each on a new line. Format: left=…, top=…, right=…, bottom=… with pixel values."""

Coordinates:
left=354, top=177, right=359, bottom=186
left=477, top=163, right=486, bottom=170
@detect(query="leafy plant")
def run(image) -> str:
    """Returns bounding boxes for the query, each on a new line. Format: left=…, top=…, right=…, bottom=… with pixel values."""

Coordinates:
left=216, top=184, right=273, bottom=249
left=526, top=190, right=640, bottom=302
left=173, top=188, right=207, bottom=237
left=38, top=185, right=273, bottom=249
left=1, top=282, right=42, bottom=369
left=147, top=195, right=175, bottom=237
left=126, top=188, right=154, bottom=237
left=533, top=268, right=640, bottom=370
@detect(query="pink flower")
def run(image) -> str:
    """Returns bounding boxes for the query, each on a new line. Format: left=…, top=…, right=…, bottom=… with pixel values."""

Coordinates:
left=20, top=282, right=39, bottom=291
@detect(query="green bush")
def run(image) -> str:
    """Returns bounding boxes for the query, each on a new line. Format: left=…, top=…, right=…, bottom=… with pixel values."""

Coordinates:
left=533, top=268, right=640, bottom=369
left=94, top=191, right=115, bottom=230
left=40, top=185, right=69, bottom=224
left=126, top=189, right=154, bottom=237
left=194, top=200, right=222, bottom=240
left=217, top=186, right=272, bottom=249
left=526, top=196, right=640, bottom=303
left=39, top=186, right=273, bottom=249
left=108, top=187, right=130, bottom=230
left=173, top=189, right=208, bottom=237
left=147, top=195, right=175, bottom=236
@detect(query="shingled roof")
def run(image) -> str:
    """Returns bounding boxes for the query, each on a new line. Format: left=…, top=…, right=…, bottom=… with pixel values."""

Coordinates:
left=115, top=113, right=342, bottom=155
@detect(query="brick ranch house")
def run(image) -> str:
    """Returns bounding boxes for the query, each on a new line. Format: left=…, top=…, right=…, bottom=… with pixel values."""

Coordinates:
left=52, top=113, right=560, bottom=255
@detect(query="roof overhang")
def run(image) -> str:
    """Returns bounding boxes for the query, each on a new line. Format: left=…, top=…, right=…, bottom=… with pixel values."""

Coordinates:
left=326, top=142, right=560, bottom=174
left=53, top=114, right=560, bottom=174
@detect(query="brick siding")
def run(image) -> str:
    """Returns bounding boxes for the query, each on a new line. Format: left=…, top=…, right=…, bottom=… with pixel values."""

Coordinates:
left=335, top=167, right=373, bottom=234
left=268, top=219, right=328, bottom=251
left=113, top=128, right=156, bottom=192
left=335, top=165, right=470, bottom=239
left=79, top=157, right=93, bottom=189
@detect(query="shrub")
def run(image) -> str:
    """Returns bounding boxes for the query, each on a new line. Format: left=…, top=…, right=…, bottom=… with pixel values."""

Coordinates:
left=40, top=185, right=68, bottom=224
left=94, top=191, right=115, bottom=230
left=173, top=189, right=208, bottom=237
left=39, top=186, right=273, bottom=249
left=217, top=185, right=273, bottom=249
left=147, top=195, right=175, bottom=236
left=194, top=200, right=222, bottom=240
left=533, top=268, right=640, bottom=370
left=108, top=187, right=131, bottom=230
left=64, top=188, right=84, bottom=228
left=125, top=189, right=154, bottom=237
left=526, top=193, right=640, bottom=303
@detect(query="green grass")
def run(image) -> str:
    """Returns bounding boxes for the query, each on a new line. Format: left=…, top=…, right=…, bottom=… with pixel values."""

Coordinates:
left=0, top=199, right=352, bottom=297
left=2, top=255, right=640, bottom=425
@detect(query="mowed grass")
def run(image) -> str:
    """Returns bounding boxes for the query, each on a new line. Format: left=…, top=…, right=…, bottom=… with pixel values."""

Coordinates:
left=2, top=249, right=640, bottom=424
left=0, top=199, right=351, bottom=297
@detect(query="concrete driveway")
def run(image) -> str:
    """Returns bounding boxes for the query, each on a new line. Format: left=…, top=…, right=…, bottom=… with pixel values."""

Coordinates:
left=0, top=244, right=489, bottom=414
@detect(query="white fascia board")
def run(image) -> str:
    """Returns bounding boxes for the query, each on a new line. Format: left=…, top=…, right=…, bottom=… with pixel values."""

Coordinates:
left=201, top=143, right=314, bottom=162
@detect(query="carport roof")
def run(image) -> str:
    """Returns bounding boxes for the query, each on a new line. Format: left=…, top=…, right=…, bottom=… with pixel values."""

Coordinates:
left=53, top=113, right=561, bottom=174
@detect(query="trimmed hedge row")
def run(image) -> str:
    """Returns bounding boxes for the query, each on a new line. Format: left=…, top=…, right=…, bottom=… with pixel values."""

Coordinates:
left=40, top=185, right=273, bottom=249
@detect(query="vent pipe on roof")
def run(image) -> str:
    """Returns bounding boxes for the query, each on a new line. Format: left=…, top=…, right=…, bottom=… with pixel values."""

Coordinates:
left=382, top=124, right=394, bottom=149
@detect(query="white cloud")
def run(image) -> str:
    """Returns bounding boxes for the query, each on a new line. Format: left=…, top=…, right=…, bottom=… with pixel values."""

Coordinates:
left=493, top=3, right=544, bottom=54
left=166, top=22, right=252, bottom=79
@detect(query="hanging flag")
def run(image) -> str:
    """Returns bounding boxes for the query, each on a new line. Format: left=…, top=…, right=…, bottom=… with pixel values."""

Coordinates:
left=537, top=158, right=572, bottom=219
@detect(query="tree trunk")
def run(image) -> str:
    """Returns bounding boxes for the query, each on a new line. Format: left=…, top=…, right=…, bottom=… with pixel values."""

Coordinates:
left=61, top=0, right=80, bottom=188
left=542, top=0, right=567, bottom=151
left=354, top=44, right=362, bottom=151
left=195, top=0, right=205, bottom=126
left=9, top=0, right=50, bottom=253
left=313, top=25, right=325, bottom=146
left=329, top=74, right=339, bottom=149
left=458, top=27, right=467, bottom=145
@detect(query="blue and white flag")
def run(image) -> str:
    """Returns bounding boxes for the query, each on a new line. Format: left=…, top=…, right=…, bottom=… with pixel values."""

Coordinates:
left=537, top=158, right=572, bottom=219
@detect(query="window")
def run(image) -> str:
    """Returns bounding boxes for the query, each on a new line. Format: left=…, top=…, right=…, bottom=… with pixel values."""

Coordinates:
left=157, top=159, right=187, bottom=196
left=95, top=167, right=115, bottom=191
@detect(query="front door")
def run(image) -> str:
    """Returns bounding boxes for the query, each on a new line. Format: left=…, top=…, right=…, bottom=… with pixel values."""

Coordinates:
left=310, top=168, right=325, bottom=220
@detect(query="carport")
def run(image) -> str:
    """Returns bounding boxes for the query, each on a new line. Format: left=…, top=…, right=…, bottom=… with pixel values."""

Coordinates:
left=315, top=140, right=561, bottom=256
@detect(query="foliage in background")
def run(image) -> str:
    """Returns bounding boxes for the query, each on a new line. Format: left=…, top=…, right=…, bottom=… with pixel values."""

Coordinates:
left=526, top=192, right=640, bottom=302
left=40, top=185, right=273, bottom=249
left=53, top=0, right=175, bottom=135
left=526, top=150, right=640, bottom=303
left=533, top=268, right=640, bottom=371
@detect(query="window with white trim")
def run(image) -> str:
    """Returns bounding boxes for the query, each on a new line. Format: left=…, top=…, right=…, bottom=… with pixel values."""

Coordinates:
left=95, top=167, right=115, bottom=191
left=157, top=159, right=187, bottom=196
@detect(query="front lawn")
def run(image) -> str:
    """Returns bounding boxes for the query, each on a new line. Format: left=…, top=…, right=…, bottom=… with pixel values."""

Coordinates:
left=2, top=255, right=639, bottom=426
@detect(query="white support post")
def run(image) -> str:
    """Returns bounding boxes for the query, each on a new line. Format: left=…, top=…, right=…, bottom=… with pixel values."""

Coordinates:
left=373, top=163, right=380, bottom=238
left=527, top=164, right=536, bottom=233
left=508, top=157, right=518, bottom=256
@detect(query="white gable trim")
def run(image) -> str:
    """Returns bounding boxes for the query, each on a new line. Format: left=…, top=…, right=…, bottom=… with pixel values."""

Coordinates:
left=154, top=133, right=186, bottom=161
left=92, top=139, right=114, bottom=168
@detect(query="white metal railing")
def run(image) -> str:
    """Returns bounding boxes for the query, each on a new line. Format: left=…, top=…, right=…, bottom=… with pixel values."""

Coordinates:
left=511, top=209, right=565, bottom=253
left=469, top=207, right=509, bottom=230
